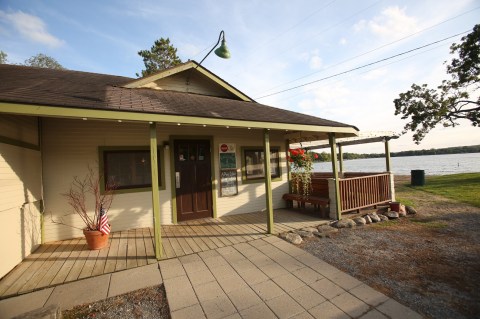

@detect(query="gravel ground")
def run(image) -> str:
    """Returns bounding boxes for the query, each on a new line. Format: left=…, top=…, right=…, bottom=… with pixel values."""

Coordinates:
left=62, top=285, right=170, bottom=319
left=300, top=176, right=480, bottom=319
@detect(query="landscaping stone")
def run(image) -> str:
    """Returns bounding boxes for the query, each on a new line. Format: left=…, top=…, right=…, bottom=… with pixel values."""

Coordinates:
left=285, top=233, right=303, bottom=245
left=376, top=206, right=389, bottom=215
left=364, top=215, right=372, bottom=224
left=316, top=225, right=339, bottom=238
left=406, top=205, right=417, bottom=215
left=369, top=213, right=381, bottom=223
left=294, top=230, right=315, bottom=238
left=399, top=204, right=407, bottom=217
left=332, top=219, right=356, bottom=229
left=279, top=232, right=288, bottom=239
left=353, top=217, right=366, bottom=226
left=386, top=211, right=399, bottom=219
left=378, top=214, right=389, bottom=221
left=302, top=227, right=318, bottom=233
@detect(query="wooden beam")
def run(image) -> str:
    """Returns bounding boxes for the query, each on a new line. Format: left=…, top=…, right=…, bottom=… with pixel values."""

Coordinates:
left=263, top=129, right=274, bottom=234
left=329, top=133, right=342, bottom=220
left=149, top=123, right=162, bottom=259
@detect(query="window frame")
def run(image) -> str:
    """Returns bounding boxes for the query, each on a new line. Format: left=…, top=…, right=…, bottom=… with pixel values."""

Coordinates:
left=99, top=146, right=166, bottom=194
left=241, top=146, right=282, bottom=184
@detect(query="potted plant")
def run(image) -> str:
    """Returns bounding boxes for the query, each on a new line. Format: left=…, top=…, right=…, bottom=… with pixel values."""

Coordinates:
left=287, top=148, right=318, bottom=197
left=55, top=166, right=115, bottom=250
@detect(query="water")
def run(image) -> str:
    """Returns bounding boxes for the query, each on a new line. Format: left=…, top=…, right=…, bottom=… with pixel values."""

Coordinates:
left=313, top=152, right=480, bottom=175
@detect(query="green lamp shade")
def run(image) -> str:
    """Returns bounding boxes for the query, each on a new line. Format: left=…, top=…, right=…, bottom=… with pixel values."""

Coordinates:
left=214, top=39, right=231, bottom=59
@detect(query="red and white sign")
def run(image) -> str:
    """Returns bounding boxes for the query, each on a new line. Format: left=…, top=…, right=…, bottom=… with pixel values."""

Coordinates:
left=219, top=143, right=235, bottom=153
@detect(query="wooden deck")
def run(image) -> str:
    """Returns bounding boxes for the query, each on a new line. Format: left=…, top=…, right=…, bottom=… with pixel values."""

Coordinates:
left=0, top=209, right=325, bottom=298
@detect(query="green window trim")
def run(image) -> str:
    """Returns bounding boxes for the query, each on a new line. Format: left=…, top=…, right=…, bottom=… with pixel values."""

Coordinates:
left=99, top=146, right=166, bottom=194
left=241, top=146, right=282, bottom=184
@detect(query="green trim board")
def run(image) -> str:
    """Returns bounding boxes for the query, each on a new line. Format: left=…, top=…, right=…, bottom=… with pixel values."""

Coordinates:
left=169, top=135, right=217, bottom=223
left=0, top=102, right=359, bottom=138
left=98, top=145, right=166, bottom=194
left=240, top=146, right=282, bottom=184
left=263, top=130, right=274, bottom=234
left=149, top=123, right=162, bottom=259
left=329, top=133, right=342, bottom=220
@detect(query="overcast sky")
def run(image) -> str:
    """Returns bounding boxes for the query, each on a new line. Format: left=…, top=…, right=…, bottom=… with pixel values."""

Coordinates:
left=1, top=0, right=478, bottom=153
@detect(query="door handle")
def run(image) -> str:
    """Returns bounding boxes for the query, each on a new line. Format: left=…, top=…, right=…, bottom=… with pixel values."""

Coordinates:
left=175, top=172, right=180, bottom=188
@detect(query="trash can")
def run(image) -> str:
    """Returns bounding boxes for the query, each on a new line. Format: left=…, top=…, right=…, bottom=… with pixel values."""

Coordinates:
left=411, top=170, right=425, bottom=186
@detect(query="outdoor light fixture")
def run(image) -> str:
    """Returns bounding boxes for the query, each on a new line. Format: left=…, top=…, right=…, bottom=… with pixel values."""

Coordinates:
left=197, top=30, right=231, bottom=66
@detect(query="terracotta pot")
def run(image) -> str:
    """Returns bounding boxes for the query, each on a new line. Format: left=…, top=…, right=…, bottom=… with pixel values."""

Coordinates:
left=83, top=229, right=109, bottom=250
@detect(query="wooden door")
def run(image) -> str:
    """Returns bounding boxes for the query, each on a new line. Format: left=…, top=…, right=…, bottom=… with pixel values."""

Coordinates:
left=174, top=140, right=213, bottom=221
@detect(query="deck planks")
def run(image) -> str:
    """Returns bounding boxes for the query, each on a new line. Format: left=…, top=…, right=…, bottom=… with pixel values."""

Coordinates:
left=0, top=209, right=326, bottom=298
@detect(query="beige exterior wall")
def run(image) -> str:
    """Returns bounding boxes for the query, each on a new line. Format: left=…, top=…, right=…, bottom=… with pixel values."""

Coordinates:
left=0, top=115, right=42, bottom=278
left=42, top=118, right=288, bottom=242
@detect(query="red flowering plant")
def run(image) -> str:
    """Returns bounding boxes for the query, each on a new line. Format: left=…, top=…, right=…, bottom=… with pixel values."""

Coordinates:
left=287, top=148, right=319, bottom=196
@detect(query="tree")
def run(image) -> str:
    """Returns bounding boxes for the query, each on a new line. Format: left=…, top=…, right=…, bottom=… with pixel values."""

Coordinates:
left=394, top=24, right=479, bottom=143
left=24, top=53, right=65, bottom=69
left=0, top=51, right=7, bottom=64
left=137, top=38, right=182, bottom=77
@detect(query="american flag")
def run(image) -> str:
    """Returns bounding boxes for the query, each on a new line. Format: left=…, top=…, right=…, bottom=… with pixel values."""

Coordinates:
left=99, top=206, right=111, bottom=235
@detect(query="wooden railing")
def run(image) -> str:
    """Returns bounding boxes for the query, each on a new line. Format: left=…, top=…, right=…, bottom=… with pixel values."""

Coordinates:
left=338, top=173, right=391, bottom=213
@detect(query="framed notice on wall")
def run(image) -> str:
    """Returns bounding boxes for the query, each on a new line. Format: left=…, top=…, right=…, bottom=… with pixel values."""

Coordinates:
left=220, top=169, right=238, bottom=197
left=219, top=143, right=236, bottom=169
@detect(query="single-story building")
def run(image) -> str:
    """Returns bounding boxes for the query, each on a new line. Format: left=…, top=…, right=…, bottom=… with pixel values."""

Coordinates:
left=0, top=61, right=359, bottom=278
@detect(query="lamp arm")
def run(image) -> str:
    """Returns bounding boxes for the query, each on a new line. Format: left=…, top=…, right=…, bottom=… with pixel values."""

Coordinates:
left=197, top=30, right=225, bottom=67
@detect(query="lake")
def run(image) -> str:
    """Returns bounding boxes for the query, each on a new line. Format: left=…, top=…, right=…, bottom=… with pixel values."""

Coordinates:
left=313, top=152, right=480, bottom=175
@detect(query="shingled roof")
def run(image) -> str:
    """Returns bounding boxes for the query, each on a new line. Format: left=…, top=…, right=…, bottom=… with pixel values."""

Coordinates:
left=0, top=64, right=357, bottom=130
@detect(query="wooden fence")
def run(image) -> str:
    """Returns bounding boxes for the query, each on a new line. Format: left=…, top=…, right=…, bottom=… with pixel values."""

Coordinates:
left=338, top=173, right=392, bottom=213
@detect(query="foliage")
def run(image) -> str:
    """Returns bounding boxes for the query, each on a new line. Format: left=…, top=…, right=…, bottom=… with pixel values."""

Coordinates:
left=53, top=166, right=115, bottom=230
left=137, top=38, right=182, bottom=77
left=24, top=53, right=65, bottom=69
left=288, top=148, right=318, bottom=196
left=0, top=50, right=7, bottom=64
left=415, top=173, right=480, bottom=207
left=394, top=24, right=480, bottom=143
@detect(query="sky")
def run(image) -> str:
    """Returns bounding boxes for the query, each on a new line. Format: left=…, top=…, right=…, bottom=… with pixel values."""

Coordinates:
left=1, top=0, right=479, bottom=153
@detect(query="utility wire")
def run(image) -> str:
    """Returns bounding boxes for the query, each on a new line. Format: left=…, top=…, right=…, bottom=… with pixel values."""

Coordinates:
left=255, top=29, right=471, bottom=100
left=256, top=6, right=480, bottom=95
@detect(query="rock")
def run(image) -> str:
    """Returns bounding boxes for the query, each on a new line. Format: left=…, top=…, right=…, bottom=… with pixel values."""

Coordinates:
left=406, top=205, right=417, bottom=215
left=353, top=217, right=366, bottom=226
left=386, top=211, right=399, bottom=219
left=369, top=213, right=381, bottom=223
left=279, top=232, right=289, bottom=239
left=316, top=225, right=339, bottom=238
left=285, top=233, right=303, bottom=244
left=294, top=230, right=315, bottom=238
left=302, top=227, right=318, bottom=233
left=379, top=214, right=389, bottom=221
left=332, top=219, right=356, bottom=228
left=364, top=215, right=372, bottom=224
left=398, top=204, right=407, bottom=217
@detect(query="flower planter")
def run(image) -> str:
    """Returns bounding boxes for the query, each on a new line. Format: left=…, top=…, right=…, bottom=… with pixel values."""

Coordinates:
left=83, top=229, right=109, bottom=250
left=389, top=201, right=401, bottom=212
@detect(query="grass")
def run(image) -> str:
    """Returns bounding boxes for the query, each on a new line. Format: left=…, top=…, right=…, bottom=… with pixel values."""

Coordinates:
left=410, top=218, right=448, bottom=229
left=371, top=220, right=399, bottom=228
left=413, top=173, right=480, bottom=208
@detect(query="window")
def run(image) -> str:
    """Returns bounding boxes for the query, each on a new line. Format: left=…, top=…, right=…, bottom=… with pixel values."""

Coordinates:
left=243, top=147, right=281, bottom=182
left=101, top=148, right=164, bottom=192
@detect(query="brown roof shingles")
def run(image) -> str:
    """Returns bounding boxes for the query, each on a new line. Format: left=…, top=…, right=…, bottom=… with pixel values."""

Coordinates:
left=0, top=64, right=357, bottom=129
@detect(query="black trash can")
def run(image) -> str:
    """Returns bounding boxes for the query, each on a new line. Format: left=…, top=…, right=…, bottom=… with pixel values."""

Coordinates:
left=411, top=170, right=425, bottom=186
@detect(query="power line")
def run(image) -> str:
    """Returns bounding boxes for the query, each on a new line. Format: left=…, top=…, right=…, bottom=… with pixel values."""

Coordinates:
left=256, top=6, right=480, bottom=95
left=255, top=29, right=471, bottom=100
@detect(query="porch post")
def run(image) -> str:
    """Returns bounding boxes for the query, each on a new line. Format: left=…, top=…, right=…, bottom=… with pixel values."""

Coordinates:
left=329, top=133, right=342, bottom=220
left=338, top=144, right=344, bottom=175
left=149, top=123, right=163, bottom=259
left=263, top=129, right=274, bottom=234
left=384, top=138, right=392, bottom=172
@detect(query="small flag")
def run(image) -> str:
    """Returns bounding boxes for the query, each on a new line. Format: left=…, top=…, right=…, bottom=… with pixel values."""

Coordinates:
left=99, top=206, right=111, bottom=235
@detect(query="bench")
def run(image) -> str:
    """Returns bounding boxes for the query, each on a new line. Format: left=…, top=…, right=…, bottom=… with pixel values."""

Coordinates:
left=282, top=193, right=329, bottom=218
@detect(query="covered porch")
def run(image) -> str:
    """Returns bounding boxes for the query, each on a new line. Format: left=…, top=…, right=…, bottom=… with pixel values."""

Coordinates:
left=0, top=209, right=326, bottom=299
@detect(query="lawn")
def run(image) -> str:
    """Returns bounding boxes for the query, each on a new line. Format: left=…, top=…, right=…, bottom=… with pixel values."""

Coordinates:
left=413, top=173, right=480, bottom=208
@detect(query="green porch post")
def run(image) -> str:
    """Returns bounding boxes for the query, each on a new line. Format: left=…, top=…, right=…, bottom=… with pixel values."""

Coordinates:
left=329, top=133, right=342, bottom=220
left=338, top=144, right=344, bottom=174
left=149, top=123, right=163, bottom=259
left=263, top=129, right=274, bottom=234
left=384, top=138, right=392, bottom=172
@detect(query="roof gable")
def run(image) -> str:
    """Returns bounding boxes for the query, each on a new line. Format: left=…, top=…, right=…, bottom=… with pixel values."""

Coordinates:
left=122, top=61, right=254, bottom=102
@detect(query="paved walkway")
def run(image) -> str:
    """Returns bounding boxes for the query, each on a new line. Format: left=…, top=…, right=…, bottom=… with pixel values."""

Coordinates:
left=0, top=236, right=422, bottom=319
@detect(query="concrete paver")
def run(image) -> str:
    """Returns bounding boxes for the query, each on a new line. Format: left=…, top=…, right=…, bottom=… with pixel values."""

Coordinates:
left=0, top=234, right=424, bottom=319
left=108, top=262, right=162, bottom=297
